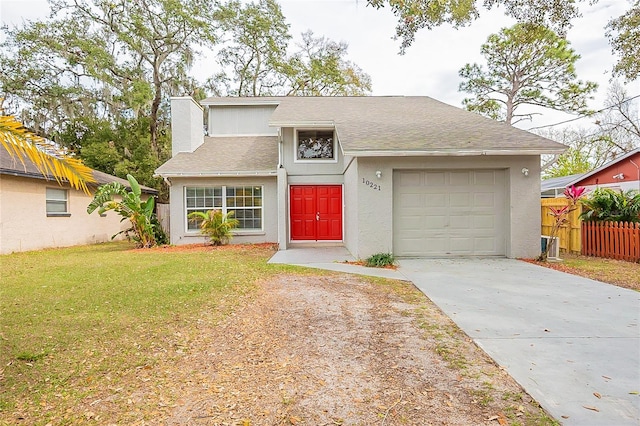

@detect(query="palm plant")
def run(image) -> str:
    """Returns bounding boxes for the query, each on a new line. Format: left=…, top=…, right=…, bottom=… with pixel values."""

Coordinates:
left=0, top=114, right=94, bottom=193
left=580, top=188, right=640, bottom=223
left=87, top=174, right=158, bottom=248
left=188, top=209, right=240, bottom=246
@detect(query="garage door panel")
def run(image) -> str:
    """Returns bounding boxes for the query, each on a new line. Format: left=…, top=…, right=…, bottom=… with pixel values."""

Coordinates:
left=449, top=215, right=470, bottom=229
left=425, top=193, right=447, bottom=206
left=399, top=193, right=424, bottom=208
left=474, top=237, right=496, bottom=252
left=450, top=193, right=470, bottom=207
left=399, top=216, right=424, bottom=231
left=424, top=217, right=447, bottom=229
left=474, top=193, right=495, bottom=207
left=399, top=171, right=422, bottom=185
left=450, top=171, right=471, bottom=185
left=473, top=215, right=495, bottom=229
left=425, top=171, right=446, bottom=185
left=474, top=170, right=497, bottom=185
left=450, top=237, right=473, bottom=253
left=394, top=169, right=506, bottom=257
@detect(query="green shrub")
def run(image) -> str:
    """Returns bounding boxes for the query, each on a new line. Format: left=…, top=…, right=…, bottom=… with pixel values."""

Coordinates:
left=188, top=209, right=240, bottom=245
left=365, top=252, right=395, bottom=267
left=580, top=188, right=640, bottom=223
left=87, top=174, right=158, bottom=248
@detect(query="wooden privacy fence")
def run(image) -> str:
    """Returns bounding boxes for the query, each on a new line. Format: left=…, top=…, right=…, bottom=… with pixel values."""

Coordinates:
left=156, top=203, right=170, bottom=236
left=582, top=221, right=640, bottom=262
left=541, top=198, right=582, bottom=254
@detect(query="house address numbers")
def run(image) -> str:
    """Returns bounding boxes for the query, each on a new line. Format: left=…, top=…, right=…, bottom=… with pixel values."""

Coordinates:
left=362, top=178, right=381, bottom=191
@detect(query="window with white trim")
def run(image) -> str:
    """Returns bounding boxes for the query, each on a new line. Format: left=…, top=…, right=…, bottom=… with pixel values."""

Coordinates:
left=295, top=129, right=335, bottom=161
left=185, top=186, right=263, bottom=231
left=46, top=188, right=69, bottom=216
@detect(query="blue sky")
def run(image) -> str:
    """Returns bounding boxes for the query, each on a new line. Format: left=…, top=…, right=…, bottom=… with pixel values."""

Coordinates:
left=2, top=0, right=637, bottom=132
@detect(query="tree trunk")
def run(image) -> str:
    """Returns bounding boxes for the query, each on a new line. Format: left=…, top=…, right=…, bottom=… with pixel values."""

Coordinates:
left=150, top=60, right=162, bottom=160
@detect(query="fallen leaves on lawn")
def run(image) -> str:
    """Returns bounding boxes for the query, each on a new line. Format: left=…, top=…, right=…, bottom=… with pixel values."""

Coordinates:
left=28, top=273, right=555, bottom=425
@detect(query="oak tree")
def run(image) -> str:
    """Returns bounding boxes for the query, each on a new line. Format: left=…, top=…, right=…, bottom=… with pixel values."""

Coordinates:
left=210, top=0, right=371, bottom=97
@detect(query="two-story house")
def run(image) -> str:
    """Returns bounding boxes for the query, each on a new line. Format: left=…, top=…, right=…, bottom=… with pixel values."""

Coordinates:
left=155, top=96, right=566, bottom=259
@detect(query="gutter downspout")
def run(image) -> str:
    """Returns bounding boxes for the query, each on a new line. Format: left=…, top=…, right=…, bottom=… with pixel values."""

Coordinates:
left=629, top=158, right=640, bottom=192
left=278, top=128, right=283, bottom=168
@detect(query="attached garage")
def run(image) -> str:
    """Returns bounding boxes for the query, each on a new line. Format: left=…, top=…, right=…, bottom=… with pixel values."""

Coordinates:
left=393, top=169, right=507, bottom=257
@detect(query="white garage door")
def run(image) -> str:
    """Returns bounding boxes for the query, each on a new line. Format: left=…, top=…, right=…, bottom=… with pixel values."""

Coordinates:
left=393, top=169, right=507, bottom=257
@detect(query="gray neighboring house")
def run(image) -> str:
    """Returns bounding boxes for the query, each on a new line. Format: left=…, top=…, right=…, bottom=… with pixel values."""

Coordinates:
left=156, top=96, right=566, bottom=259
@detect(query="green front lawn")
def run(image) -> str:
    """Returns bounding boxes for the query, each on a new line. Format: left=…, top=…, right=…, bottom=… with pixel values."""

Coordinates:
left=0, top=242, right=288, bottom=423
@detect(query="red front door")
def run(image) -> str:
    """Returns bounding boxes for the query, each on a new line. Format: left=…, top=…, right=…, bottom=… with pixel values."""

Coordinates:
left=290, top=185, right=342, bottom=241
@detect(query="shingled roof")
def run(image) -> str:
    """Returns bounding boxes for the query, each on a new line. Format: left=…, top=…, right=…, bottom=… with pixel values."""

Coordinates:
left=201, top=96, right=567, bottom=156
left=155, top=136, right=278, bottom=177
left=0, top=145, right=158, bottom=194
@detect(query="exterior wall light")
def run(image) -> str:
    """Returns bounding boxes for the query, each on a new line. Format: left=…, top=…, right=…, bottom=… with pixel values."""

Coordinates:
left=521, top=168, right=529, bottom=176
left=375, top=170, right=382, bottom=179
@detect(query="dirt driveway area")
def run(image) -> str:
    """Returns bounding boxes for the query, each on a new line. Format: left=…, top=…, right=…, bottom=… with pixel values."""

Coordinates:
left=160, top=273, right=554, bottom=425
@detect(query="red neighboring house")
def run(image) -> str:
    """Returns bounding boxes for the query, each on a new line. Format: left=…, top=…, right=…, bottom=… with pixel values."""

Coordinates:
left=569, top=148, right=640, bottom=193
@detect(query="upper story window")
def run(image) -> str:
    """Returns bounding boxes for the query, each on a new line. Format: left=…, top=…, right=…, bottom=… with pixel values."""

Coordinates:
left=295, top=129, right=336, bottom=162
left=46, top=188, right=69, bottom=216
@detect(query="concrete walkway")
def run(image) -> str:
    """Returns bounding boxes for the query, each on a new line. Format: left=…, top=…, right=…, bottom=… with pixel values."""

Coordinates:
left=267, top=247, right=407, bottom=280
left=268, top=248, right=640, bottom=425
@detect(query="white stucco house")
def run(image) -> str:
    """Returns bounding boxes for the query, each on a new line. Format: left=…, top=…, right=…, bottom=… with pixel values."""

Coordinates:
left=0, top=145, right=158, bottom=254
left=156, top=96, right=566, bottom=259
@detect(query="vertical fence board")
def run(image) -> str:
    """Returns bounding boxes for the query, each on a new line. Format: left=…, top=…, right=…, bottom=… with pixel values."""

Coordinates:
left=581, top=221, right=640, bottom=262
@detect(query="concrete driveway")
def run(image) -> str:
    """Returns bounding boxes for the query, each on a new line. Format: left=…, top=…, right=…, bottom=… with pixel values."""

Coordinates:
left=398, top=258, right=640, bottom=426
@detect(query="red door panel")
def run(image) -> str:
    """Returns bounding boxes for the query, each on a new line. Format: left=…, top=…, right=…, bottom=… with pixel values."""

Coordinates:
left=317, top=186, right=342, bottom=240
left=290, top=185, right=342, bottom=241
left=290, top=186, right=317, bottom=240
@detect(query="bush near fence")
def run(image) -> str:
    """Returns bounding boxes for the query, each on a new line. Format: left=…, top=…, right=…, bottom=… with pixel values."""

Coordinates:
left=582, top=221, right=640, bottom=262
left=541, top=198, right=582, bottom=254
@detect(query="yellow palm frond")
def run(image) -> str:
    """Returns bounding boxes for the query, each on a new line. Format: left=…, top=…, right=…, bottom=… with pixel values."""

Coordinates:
left=0, top=115, right=95, bottom=194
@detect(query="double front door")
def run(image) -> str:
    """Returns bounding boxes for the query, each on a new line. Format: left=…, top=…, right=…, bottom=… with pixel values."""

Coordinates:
left=290, top=185, right=342, bottom=241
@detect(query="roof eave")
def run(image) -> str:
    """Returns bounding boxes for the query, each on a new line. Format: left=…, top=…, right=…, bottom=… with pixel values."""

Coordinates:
left=343, top=148, right=567, bottom=157
left=268, top=120, right=335, bottom=128
left=156, top=170, right=278, bottom=178
left=1, top=168, right=158, bottom=194
left=202, top=99, right=282, bottom=106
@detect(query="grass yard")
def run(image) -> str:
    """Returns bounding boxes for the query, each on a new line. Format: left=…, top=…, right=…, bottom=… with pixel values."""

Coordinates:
left=525, top=252, right=640, bottom=292
left=0, top=242, right=293, bottom=424
left=3, top=242, right=633, bottom=424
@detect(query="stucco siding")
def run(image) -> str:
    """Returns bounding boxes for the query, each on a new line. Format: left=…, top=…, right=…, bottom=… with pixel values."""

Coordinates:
left=343, top=156, right=359, bottom=256
left=167, top=176, right=278, bottom=245
left=354, top=156, right=541, bottom=259
left=0, top=175, right=129, bottom=254
left=171, top=97, right=204, bottom=156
